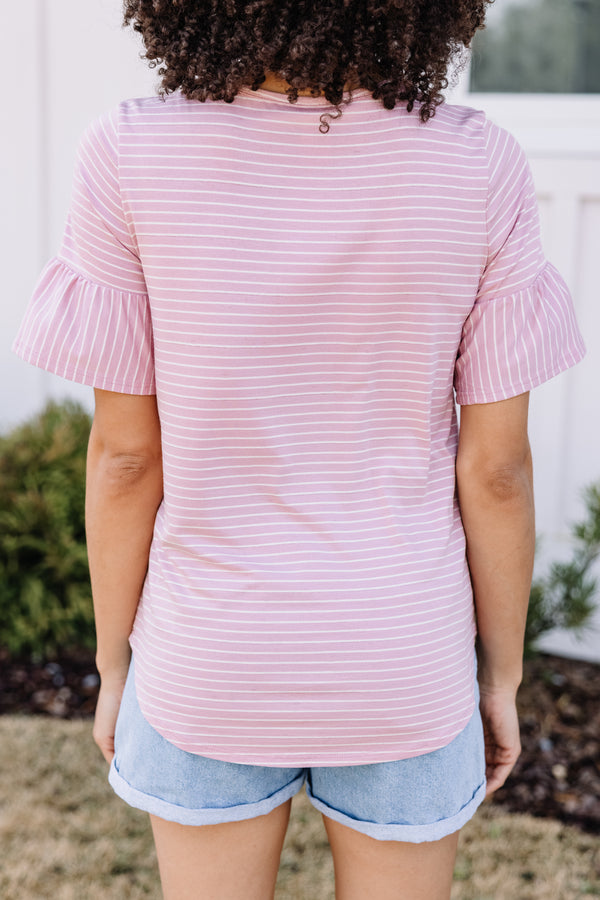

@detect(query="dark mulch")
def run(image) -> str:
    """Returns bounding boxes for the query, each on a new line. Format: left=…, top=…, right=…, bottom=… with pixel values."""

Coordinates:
left=495, top=653, right=600, bottom=835
left=1, top=649, right=599, bottom=834
left=0, top=648, right=100, bottom=719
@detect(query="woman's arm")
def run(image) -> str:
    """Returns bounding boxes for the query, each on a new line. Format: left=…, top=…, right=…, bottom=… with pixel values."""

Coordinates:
left=456, top=392, right=535, bottom=794
left=86, top=389, right=163, bottom=761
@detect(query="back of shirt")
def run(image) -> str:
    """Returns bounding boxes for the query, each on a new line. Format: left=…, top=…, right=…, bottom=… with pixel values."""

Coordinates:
left=13, top=87, right=584, bottom=765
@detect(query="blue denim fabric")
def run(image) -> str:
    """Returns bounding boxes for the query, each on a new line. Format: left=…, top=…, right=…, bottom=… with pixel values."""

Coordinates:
left=109, top=658, right=486, bottom=842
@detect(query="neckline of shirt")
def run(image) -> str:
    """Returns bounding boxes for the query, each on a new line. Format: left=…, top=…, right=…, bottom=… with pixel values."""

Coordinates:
left=238, top=85, right=373, bottom=107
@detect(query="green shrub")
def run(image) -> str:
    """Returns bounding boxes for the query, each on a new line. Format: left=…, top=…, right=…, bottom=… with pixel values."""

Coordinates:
left=526, top=483, right=600, bottom=656
left=0, top=401, right=94, bottom=659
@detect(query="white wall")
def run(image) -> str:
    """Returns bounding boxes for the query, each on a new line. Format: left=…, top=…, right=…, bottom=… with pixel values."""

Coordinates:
left=4, top=1, right=600, bottom=659
left=3, top=0, right=156, bottom=429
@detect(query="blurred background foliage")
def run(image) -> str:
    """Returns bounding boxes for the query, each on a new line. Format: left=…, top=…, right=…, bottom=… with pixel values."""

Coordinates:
left=526, top=484, right=600, bottom=655
left=0, top=401, right=94, bottom=659
left=471, top=0, right=600, bottom=93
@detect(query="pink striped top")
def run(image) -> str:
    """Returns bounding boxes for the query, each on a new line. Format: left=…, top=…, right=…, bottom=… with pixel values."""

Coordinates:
left=14, top=88, right=585, bottom=765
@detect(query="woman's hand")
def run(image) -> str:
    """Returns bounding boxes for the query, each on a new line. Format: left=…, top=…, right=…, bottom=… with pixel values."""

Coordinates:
left=478, top=686, right=522, bottom=797
left=93, top=669, right=129, bottom=765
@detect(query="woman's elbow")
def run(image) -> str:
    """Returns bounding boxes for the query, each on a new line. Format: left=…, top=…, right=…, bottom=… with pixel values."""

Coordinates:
left=456, top=448, right=533, bottom=504
left=481, top=461, right=533, bottom=503
left=87, top=431, right=162, bottom=494
left=103, top=450, right=162, bottom=487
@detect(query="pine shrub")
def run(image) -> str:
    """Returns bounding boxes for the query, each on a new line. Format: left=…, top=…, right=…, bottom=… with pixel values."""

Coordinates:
left=0, top=401, right=94, bottom=659
left=526, top=484, right=600, bottom=655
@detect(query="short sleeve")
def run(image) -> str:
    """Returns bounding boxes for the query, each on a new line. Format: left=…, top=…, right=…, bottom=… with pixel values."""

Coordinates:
left=454, top=120, right=585, bottom=405
left=12, top=107, right=155, bottom=395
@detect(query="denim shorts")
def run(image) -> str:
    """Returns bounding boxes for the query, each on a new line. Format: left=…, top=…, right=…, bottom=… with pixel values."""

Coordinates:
left=108, top=658, right=486, bottom=843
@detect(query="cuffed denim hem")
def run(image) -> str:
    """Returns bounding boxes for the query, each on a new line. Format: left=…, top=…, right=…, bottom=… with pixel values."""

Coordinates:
left=306, top=777, right=487, bottom=843
left=108, top=759, right=305, bottom=826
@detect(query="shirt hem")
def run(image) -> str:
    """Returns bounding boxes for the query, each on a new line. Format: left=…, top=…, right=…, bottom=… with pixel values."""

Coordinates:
left=132, top=710, right=478, bottom=768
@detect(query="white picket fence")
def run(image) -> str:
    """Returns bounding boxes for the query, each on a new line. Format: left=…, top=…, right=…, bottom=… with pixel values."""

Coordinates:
left=3, top=1, right=599, bottom=658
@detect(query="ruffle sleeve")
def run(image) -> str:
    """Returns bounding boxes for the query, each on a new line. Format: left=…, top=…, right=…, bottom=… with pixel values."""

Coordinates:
left=13, top=106, right=155, bottom=395
left=454, top=262, right=585, bottom=405
left=454, top=120, right=585, bottom=405
left=13, top=258, right=155, bottom=395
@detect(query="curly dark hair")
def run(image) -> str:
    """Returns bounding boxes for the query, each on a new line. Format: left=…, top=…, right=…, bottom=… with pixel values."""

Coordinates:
left=123, top=0, right=492, bottom=124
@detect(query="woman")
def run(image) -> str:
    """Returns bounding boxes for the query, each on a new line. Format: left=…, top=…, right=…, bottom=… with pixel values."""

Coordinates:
left=14, top=1, right=585, bottom=897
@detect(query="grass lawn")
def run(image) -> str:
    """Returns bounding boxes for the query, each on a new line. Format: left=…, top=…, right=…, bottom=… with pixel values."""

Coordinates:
left=0, top=716, right=599, bottom=899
